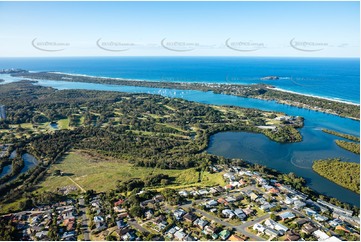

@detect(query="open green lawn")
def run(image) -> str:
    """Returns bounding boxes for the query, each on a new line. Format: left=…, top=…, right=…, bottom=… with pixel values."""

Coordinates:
left=35, top=150, right=225, bottom=193
left=58, top=118, right=70, bottom=129
left=20, top=123, right=34, bottom=129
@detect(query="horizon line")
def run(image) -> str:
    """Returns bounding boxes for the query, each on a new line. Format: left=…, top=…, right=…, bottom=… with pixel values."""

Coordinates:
left=0, top=56, right=359, bottom=59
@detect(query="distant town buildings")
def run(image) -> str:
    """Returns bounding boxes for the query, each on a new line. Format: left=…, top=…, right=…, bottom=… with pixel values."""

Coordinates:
left=0, top=105, right=6, bottom=120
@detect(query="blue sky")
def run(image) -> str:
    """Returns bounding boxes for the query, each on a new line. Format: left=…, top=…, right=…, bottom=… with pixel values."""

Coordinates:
left=0, top=1, right=359, bottom=57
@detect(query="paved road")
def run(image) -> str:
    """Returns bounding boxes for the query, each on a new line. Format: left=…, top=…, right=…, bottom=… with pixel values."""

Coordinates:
left=235, top=214, right=270, bottom=241
left=79, top=197, right=90, bottom=241
left=175, top=201, right=266, bottom=241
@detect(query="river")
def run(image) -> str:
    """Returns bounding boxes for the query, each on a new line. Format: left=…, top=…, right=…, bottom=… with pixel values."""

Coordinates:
left=0, top=152, right=39, bottom=180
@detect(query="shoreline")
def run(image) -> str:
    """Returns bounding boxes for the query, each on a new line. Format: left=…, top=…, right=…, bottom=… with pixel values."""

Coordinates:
left=47, top=71, right=360, bottom=106
left=3, top=71, right=361, bottom=119
left=270, top=87, right=360, bottom=106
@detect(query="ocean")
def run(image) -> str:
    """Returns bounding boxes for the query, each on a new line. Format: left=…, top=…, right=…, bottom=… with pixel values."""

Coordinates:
left=0, top=57, right=359, bottom=104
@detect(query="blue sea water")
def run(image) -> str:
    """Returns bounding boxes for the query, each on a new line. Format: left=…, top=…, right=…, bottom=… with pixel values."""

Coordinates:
left=0, top=57, right=359, bottom=103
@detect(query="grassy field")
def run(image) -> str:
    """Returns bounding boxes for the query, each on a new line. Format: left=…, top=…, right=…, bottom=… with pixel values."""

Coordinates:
left=0, top=197, right=26, bottom=214
left=35, top=150, right=225, bottom=194
left=58, top=118, right=70, bottom=129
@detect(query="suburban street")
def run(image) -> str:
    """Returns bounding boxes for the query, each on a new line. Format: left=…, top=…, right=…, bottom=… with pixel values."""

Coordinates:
left=79, top=197, right=90, bottom=241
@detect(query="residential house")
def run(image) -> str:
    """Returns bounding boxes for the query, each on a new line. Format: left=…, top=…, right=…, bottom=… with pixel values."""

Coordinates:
left=219, top=230, right=231, bottom=240
left=335, top=225, right=351, bottom=233
left=329, top=219, right=343, bottom=227
left=62, top=231, right=76, bottom=240
left=199, top=189, right=209, bottom=196
left=166, top=227, right=179, bottom=239
left=304, top=208, right=317, bottom=217
left=312, top=230, right=330, bottom=241
left=153, top=194, right=165, bottom=203
left=264, top=219, right=289, bottom=235
left=234, top=209, right=246, bottom=220
left=239, top=179, right=248, bottom=186
left=94, top=216, right=104, bottom=224
left=222, top=209, right=235, bottom=219
left=153, top=216, right=167, bottom=232
left=206, top=199, right=218, bottom=208
left=285, top=230, right=301, bottom=241
left=323, top=236, right=342, bottom=242
left=114, top=206, right=127, bottom=213
left=268, top=187, right=279, bottom=194
left=122, top=232, right=136, bottom=241
left=225, top=196, right=237, bottom=203
left=279, top=212, right=296, bottom=221
left=256, top=197, right=267, bottom=205
left=284, top=196, right=294, bottom=205
left=293, top=200, right=306, bottom=210
left=145, top=210, right=154, bottom=219
left=224, top=184, right=234, bottom=190
left=114, top=199, right=124, bottom=207
left=293, top=218, right=308, bottom=227
left=212, top=233, right=219, bottom=240
left=194, top=218, right=209, bottom=229
left=242, top=208, right=254, bottom=216
left=173, top=209, right=186, bottom=221
left=260, top=203, right=274, bottom=212
left=265, top=228, right=279, bottom=237
left=204, top=225, right=219, bottom=235
left=253, top=223, right=265, bottom=233
left=301, top=223, right=318, bottom=235
left=209, top=187, right=220, bottom=195
left=140, top=199, right=155, bottom=208
left=305, top=199, right=329, bottom=213
left=116, top=220, right=128, bottom=229
left=210, top=208, right=217, bottom=213
left=314, top=214, right=328, bottom=222
left=223, top=172, right=236, bottom=181
left=249, top=192, right=259, bottom=201
left=183, top=213, right=198, bottom=223
left=214, top=186, right=225, bottom=193
left=217, top=198, right=229, bottom=206
left=174, top=230, right=186, bottom=241
left=234, top=194, right=244, bottom=201
left=35, top=231, right=48, bottom=240
left=317, top=199, right=353, bottom=216
left=256, top=176, right=267, bottom=185
left=178, top=190, right=189, bottom=197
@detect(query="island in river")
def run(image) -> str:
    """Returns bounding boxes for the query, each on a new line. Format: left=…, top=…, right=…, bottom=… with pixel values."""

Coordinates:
left=313, top=159, right=360, bottom=194
left=12, top=71, right=360, bottom=120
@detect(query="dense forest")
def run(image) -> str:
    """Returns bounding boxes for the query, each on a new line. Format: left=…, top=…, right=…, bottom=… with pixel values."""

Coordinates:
left=13, top=71, right=360, bottom=119
left=335, top=140, right=360, bottom=154
left=322, top=129, right=360, bottom=142
left=312, top=159, right=360, bottom=194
